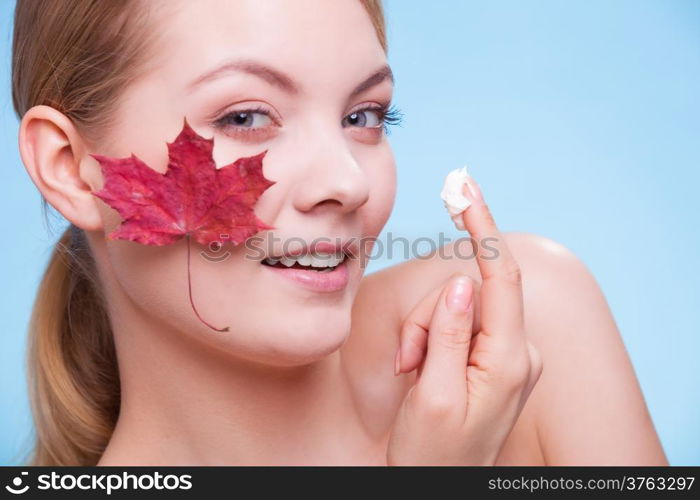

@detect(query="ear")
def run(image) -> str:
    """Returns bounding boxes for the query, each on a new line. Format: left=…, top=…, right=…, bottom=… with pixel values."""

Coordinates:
left=18, top=105, right=103, bottom=231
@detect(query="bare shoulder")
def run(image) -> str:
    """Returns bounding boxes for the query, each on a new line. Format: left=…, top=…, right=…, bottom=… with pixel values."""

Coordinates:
left=344, top=232, right=576, bottom=444
left=476, top=231, right=666, bottom=464
left=500, top=234, right=668, bottom=464
left=348, top=232, right=667, bottom=464
left=345, top=232, right=563, bottom=444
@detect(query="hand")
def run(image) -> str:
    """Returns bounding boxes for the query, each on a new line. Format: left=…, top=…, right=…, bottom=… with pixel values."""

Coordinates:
left=386, top=179, right=543, bottom=466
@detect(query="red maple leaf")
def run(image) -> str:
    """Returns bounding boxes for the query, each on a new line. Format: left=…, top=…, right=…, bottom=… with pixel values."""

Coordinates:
left=90, top=117, right=276, bottom=332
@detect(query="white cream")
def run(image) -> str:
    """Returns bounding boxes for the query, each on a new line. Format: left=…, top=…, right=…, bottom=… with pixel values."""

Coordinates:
left=440, top=165, right=472, bottom=230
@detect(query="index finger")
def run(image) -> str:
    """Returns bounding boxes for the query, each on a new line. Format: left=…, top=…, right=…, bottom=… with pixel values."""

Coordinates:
left=459, top=175, right=524, bottom=340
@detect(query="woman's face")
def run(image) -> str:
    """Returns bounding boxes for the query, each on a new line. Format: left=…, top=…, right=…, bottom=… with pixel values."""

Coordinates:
left=89, top=0, right=396, bottom=364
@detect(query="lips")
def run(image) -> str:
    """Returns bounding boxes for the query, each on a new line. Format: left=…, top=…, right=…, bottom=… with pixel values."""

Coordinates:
left=261, top=254, right=351, bottom=292
left=258, top=237, right=358, bottom=292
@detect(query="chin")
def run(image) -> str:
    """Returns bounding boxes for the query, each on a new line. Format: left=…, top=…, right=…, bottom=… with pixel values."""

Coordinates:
left=268, top=313, right=352, bottom=364
left=190, top=309, right=352, bottom=368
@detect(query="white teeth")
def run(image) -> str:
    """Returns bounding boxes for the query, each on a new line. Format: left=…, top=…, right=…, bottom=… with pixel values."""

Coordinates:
left=297, top=254, right=313, bottom=266
left=279, top=256, right=296, bottom=267
left=310, top=253, right=332, bottom=268
left=263, top=251, right=346, bottom=268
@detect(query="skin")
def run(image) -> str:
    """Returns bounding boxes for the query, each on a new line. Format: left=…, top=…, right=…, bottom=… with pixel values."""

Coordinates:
left=17, top=0, right=667, bottom=465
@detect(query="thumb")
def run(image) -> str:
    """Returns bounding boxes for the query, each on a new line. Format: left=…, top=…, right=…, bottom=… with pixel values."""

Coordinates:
left=415, top=274, right=474, bottom=411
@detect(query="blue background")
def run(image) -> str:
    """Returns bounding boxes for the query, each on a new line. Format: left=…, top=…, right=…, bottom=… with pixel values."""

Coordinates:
left=1, top=0, right=698, bottom=465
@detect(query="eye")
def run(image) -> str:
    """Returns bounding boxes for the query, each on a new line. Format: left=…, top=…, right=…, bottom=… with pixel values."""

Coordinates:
left=210, top=104, right=281, bottom=142
left=342, top=103, right=404, bottom=135
left=213, top=106, right=274, bottom=130
left=343, top=108, right=383, bottom=128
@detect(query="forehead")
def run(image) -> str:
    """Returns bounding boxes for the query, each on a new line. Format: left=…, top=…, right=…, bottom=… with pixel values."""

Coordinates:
left=149, top=0, right=386, bottom=90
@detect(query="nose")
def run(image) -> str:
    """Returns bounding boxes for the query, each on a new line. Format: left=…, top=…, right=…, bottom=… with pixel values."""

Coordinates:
left=292, top=129, right=370, bottom=215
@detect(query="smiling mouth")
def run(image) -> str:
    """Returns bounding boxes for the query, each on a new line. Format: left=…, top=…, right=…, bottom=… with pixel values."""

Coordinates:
left=260, top=252, right=347, bottom=273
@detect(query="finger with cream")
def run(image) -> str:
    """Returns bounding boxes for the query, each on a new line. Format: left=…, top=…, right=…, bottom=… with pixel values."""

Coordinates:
left=440, top=165, right=474, bottom=230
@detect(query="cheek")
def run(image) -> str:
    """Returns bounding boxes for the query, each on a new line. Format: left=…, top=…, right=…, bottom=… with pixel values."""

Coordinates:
left=363, top=149, right=397, bottom=235
left=104, top=241, right=187, bottom=329
left=102, top=239, right=352, bottom=365
left=104, top=239, right=250, bottom=334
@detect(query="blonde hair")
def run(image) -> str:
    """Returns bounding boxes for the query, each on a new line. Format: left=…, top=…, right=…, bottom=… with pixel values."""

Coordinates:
left=12, top=0, right=388, bottom=466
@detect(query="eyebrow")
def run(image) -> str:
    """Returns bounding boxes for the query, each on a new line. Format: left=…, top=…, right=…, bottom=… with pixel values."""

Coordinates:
left=187, top=59, right=394, bottom=98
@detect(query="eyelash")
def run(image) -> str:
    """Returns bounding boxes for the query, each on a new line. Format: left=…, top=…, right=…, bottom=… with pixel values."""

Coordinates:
left=211, top=102, right=404, bottom=138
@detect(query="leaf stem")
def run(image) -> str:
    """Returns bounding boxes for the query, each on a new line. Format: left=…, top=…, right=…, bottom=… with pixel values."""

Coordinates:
left=186, top=234, right=230, bottom=332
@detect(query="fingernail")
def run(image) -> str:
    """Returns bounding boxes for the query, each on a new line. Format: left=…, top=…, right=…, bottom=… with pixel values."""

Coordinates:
left=394, top=347, right=401, bottom=376
left=464, top=174, right=484, bottom=204
left=446, top=276, right=473, bottom=312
